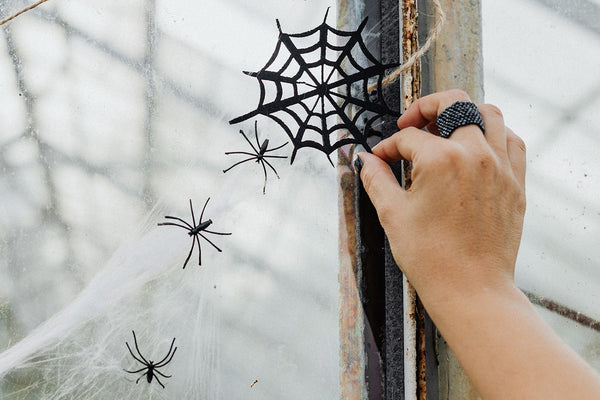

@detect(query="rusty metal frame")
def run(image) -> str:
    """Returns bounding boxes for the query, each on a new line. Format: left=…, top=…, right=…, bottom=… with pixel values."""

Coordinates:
left=338, top=0, right=420, bottom=398
left=338, top=0, right=485, bottom=398
left=337, top=0, right=403, bottom=398
left=419, top=1, right=484, bottom=398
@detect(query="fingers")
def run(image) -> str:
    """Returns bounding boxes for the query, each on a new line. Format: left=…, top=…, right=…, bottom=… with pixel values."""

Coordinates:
left=358, top=152, right=405, bottom=213
left=378, top=89, right=526, bottom=191
left=397, top=89, right=472, bottom=130
left=506, top=128, right=526, bottom=188
left=371, top=127, right=444, bottom=164
left=396, top=90, right=514, bottom=168
left=478, top=104, right=507, bottom=158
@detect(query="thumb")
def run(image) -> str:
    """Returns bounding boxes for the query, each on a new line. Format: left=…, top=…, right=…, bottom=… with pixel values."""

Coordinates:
left=358, top=152, right=405, bottom=218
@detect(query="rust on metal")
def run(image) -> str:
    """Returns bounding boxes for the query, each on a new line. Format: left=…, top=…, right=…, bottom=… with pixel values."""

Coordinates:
left=416, top=297, right=428, bottom=399
left=401, top=0, right=427, bottom=399
left=402, top=0, right=421, bottom=108
left=338, top=148, right=364, bottom=400
left=337, top=2, right=367, bottom=398
left=524, top=290, right=600, bottom=332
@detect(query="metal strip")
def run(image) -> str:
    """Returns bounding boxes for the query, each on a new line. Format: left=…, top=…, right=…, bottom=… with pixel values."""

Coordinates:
left=400, top=1, right=422, bottom=399
left=420, top=1, right=483, bottom=398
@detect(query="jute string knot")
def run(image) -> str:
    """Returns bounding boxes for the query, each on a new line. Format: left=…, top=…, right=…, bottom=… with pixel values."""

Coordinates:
left=368, top=0, right=446, bottom=93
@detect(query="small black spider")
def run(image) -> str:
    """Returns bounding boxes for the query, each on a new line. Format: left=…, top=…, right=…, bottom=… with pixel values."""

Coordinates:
left=223, top=121, right=288, bottom=194
left=158, top=198, right=231, bottom=268
left=124, top=330, right=177, bottom=389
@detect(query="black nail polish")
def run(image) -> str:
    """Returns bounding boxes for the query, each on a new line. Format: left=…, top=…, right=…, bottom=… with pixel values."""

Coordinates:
left=354, top=156, right=363, bottom=173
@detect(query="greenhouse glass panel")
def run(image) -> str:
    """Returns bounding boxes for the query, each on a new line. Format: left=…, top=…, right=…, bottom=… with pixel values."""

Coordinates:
left=0, top=1, right=348, bottom=398
left=483, top=0, right=600, bottom=372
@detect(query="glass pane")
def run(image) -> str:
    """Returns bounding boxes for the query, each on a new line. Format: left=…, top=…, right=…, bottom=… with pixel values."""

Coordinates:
left=483, top=0, right=600, bottom=370
left=0, top=1, right=340, bottom=398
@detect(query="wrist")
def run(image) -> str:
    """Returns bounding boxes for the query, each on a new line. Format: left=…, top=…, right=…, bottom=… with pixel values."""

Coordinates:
left=410, top=260, right=518, bottom=315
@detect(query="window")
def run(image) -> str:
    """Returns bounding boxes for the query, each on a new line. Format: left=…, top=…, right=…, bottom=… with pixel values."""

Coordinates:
left=0, top=1, right=341, bottom=398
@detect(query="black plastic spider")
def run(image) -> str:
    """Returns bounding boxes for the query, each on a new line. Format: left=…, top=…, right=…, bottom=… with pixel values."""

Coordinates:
left=124, top=330, right=177, bottom=389
left=158, top=198, right=231, bottom=268
left=223, top=121, right=288, bottom=194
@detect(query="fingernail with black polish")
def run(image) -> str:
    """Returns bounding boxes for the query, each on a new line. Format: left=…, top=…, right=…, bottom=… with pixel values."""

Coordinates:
left=354, top=154, right=364, bottom=174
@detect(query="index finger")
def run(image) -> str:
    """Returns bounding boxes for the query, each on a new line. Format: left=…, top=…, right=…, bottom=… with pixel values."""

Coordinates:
left=372, top=126, right=445, bottom=164
left=397, top=89, right=472, bottom=130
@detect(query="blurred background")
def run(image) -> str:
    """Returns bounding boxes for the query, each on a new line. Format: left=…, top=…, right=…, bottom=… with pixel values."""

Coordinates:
left=483, top=0, right=600, bottom=371
left=0, top=1, right=341, bottom=398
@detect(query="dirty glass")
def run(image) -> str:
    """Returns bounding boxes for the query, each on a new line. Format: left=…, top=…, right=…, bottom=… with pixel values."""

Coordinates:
left=483, top=0, right=600, bottom=371
left=0, top=1, right=341, bottom=398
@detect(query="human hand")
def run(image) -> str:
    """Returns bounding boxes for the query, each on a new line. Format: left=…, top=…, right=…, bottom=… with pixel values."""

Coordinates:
left=359, top=90, right=600, bottom=400
left=359, top=89, right=526, bottom=306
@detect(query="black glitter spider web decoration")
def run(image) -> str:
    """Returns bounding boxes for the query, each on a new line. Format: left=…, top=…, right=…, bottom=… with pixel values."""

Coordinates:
left=229, top=9, right=400, bottom=165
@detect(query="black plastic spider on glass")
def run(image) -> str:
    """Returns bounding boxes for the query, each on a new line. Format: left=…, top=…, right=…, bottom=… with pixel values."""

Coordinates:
left=223, top=120, right=288, bottom=194
left=158, top=198, right=231, bottom=268
left=124, top=330, right=177, bottom=389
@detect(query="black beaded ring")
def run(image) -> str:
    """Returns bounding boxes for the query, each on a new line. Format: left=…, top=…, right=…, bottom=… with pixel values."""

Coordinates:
left=436, top=101, right=485, bottom=138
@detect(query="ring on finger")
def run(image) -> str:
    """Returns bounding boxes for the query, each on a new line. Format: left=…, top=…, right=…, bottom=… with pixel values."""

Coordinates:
left=436, top=101, right=485, bottom=139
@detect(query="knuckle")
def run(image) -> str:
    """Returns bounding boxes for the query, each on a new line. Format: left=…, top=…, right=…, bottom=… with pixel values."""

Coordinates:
left=475, top=149, right=497, bottom=170
left=507, top=130, right=526, bottom=153
left=426, top=144, right=500, bottom=175
left=445, top=89, right=471, bottom=101
left=424, top=145, right=465, bottom=170
left=394, top=126, right=413, bottom=146
left=479, top=103, right=504, bottom=118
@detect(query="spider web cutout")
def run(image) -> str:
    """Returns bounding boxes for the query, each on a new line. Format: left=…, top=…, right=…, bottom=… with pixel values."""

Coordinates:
left=229, top=10, right=400, bottom=164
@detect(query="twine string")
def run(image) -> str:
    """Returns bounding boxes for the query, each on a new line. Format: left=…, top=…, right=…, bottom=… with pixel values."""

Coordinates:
left=368, top=0, right=446, bottom=93
left=0, top=0, right=51, bottom=26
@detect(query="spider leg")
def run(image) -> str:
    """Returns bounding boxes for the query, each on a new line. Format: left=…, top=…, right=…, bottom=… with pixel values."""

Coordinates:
left=181, top=237, right=197, bottom=269
left=124, top=367, right=148, bottom=374
left=153, top=374, right=166, bottom=389
left=264, top=142, right=288, bottom=152
left=263, top=154, right=288, bottom=160
left=189, top=199, right=197, bottom=227
left=154, top=369, right=173, bottom=379
left=199, top=233, right=222, bottom=252
left=196, top=235, right=203, bottom=266
left=199, top=198, right=210, bottom=224
left=223, top=157, right=259, bottom=173
left=154, top=340, right=177, bottom=367
left=224, top=151, right=257, bottom=157
left=158, top=221, right=193, bottom=231
left=135, top=373, right=147, bottom=384
left=263, top=159, right=281, bottom=179
left=160, top=215, right=193, bottom=229
left=253, top=120, right=262, bottom=150
left=239, top=128, right=260, bottom=154
left=260, top=160, right=268, bottom=194
left=125, top=342, right=147, bottom=366
left=131, top=331, right=150, bottom=364
left=203, top=229, right=232, bottom=236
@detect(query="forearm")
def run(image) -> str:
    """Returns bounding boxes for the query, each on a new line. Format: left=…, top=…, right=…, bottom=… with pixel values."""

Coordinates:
left=423, top=280, right=600, bottom=400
